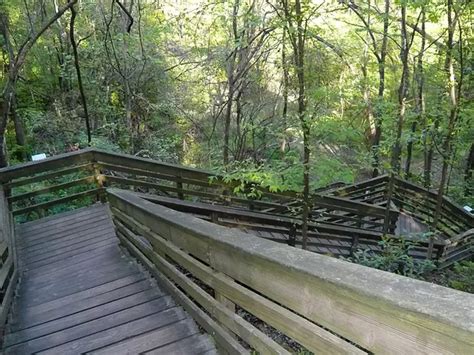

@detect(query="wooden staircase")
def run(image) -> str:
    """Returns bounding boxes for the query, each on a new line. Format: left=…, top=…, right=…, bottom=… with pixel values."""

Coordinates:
left=2, top=205, right=216, bottom=354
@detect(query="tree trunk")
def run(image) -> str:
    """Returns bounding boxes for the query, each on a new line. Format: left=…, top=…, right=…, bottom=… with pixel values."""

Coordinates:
left=362, top=3, right=375, bottom=147
left=223, top=0, right=240, bottom=167
left=294, top=0, right=310, bottom=250
left=70, top=4, right=92, bottom=146
left=406, top=8, right=425, bottom=177
left=281, top=31, right=289, bottom=152
left=433, top=0, right=460, bottom=231
left=465, top=142, right=474, bottom=196
left=391, top=3, right=409, bottom=174
left=11, top=94, right=28, bottom=161
left=371, top=0, right=390, bottom=177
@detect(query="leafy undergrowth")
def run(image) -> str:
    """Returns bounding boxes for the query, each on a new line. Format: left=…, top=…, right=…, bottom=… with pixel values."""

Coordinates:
left=344, top=236, right=436, bottom=278
left=425, top=261, right=474, bottom=294
left=344, top=237, right=473, bottom=294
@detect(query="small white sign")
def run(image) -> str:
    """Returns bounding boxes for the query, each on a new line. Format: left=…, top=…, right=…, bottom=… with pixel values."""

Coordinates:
left=31, top=153, right=47, bottom=161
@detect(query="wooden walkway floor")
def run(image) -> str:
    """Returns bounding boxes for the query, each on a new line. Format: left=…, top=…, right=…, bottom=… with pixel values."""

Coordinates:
left=2, top=204, right=217, bottom=355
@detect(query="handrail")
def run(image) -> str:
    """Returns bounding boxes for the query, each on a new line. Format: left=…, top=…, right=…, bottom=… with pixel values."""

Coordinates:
left=0, top=186, right=18, bottom=333
left=0, top=149, right=95, bottom=183
left=107, top=188, right=474, bottom=354
left=0, top=148, right=471, bottom=264
left=136, top=192, right=441, bottom=259
left=394, top=177, right=473, bottom=223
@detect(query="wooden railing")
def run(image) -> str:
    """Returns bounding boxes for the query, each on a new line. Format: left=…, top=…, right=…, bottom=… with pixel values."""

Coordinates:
left=327, top=175, right=390, bottom=204
left=0, top=149, right=101, bottom=221
left=393, top=177, right=473, bottom=237
left=0, top=149, right=290, bottom=221
left=108, top=188, right=474, bottom=354
left=1, top=149, right=399, bottom=228
left=1, top=148, right=471, bottom=264
left=136, top=192, right=435, bottom=258
left=327, top=175, right=473, bottom=238
left=327, top=175, right=474, bottom=265
left=0, top=186, right=18, bottom=334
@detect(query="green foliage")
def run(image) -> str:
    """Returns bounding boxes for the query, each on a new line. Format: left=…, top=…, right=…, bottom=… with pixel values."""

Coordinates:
left=448, top=262, right=474, bottom=293
left=346, top=236, right=436, bottom=278
left=1, top=0, right=472, bottom=213
left=219, top=154, right=303, bottom=198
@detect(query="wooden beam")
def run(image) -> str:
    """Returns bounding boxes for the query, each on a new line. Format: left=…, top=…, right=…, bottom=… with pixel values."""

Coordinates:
left=8, top=176, right=95, bottom=204
left=112, top=208, right=364, bottom=354
left=12, top=188, right=102, bottom=217
left=107, top=189, right=474, bottom=354
left=0, top=149, right=94, bottom=183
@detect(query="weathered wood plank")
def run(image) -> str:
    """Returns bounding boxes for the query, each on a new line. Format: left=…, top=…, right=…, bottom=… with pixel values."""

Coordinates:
left=33, top=308, right=189, bottom=355
left=0, top=149, right=94, bottom=183
left=19, top=217, right=113, bottom=248
left=12, top=188, right=102, bottom=217
left=116, top=223, right=290, bottom=355
left=6, top=294, right=172, bottom=351
left=17, top=273, right=145, bottom=316
left=142, top=333, right=216, bottom=355
left=5, top=204, right=216, bottom=355
left=8, top=176, right=96, bottom=204
left=16, top=203, right=104, bottom=232
left=22, top=236, right=117, bottom=268
left=19, top=250, right=124, bottom=287
left=108, top=189, right=474, bottom=354
left=20, top=225, right=115, bottom=255
left=18, top=244, right=120, bottom=278
left=12, top=282, right=161, bottom=334
left=89, top=318, right=199, bottom=354
left=113, top=208, right=365, bottom=354
left=115, top=226, right=247, bottom=354
left=22, top=231, right=115, bottom=264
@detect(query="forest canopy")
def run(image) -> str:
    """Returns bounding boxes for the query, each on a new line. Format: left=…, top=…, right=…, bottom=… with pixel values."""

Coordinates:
left=0, top=0, right=472, bottom=206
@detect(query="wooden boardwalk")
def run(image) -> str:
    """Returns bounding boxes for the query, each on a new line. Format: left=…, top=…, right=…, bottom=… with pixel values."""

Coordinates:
left=2, top=204, right=217, bottom=354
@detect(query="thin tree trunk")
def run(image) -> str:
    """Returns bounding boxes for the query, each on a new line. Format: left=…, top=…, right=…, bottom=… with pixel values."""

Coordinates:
left=391, top=3, right=410, bottom=174
left=433, top=0, right=460, bottom=231
left=125, top=81, right=133, bottom=153
left=406, top=9, right=425, bottom=177
left=70, top=4, right=91, bottom=146
left=294, top=0, right=310, bottom=250
left=362, top=2, right=375, bottom=147
left=465, top=142, right=474, bottom=196
left=11, top=94, right=28, bottom=160
left=281, top=31, right=289, bottom=152
left=371, top=0, right=390, bottom=177
left=223, top=0, right=240, bottom=167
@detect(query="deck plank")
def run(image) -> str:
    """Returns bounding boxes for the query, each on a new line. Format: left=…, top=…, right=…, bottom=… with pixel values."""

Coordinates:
left=143, top=334, right=216, bottom=355
left=3, top=205, right=216, bottom=355
left=35, top=308, right=188, bottom=354
left=89, top=318, right=199, bottom=354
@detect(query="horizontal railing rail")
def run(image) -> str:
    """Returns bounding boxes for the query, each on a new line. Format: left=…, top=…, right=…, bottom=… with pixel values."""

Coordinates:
left=107, top=188, right=474, bottom=354
left=1, top=148, right=471, bottom=263
left=393, top=177, right=473, bottom=236
left=0, top=150, right=102, bottom=221
left=0, top=187, right=18, bottom=334
left=136, top=192, right=438, bottom=258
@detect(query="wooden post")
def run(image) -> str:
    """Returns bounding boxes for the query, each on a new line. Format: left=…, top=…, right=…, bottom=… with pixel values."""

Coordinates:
left=427, top=235, right=434, bottom=259
left=289, top=225, right=296, bottom=247
left=0, top=186, right=7, bottom=245
left=93, top=163, right=106, bottom=203
left=350, top=235, right=359, bottom=257
left=0, top=185, right=18, bottom=275
left=176, top=175, right=184, bottom=200
left=383, top=174, right=395, bottom=235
